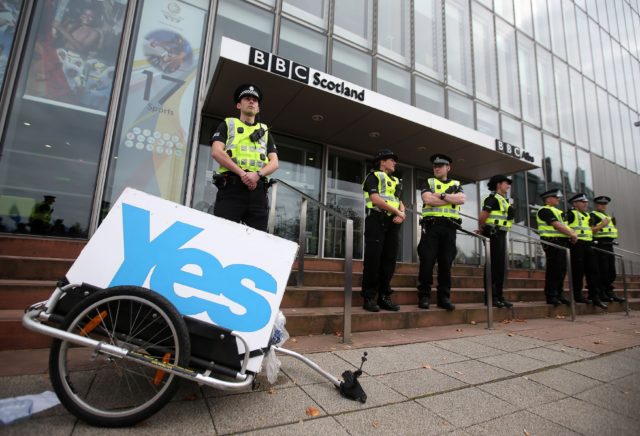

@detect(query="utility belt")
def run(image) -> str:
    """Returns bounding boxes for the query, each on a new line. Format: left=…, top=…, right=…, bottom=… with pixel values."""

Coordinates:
left=483, top=225, right=508, bottom=236
left=212, top=172, right=270, bottom=189
left=593, top=238, right=617, bottom=246
left=365, top=208, right=394, bottom=218
left=420, top=216, right=461, bottom=229
left=540, top=237, right=569, bottom=246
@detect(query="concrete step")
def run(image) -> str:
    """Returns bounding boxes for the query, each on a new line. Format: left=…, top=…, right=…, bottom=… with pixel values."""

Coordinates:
left=0, top=235, right=86, bottom=258
left=0, top=256, right=73, bottom=280
left=0, top=310, right=53, bottom=350
left=281, top=300, right=640, bottom=336
left=0, top=280, right=56, bottom=310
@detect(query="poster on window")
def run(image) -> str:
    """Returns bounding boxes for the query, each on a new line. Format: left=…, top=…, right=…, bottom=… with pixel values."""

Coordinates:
left=0, top=0, right=22, bottom=88
left=22, top=0, right=127, bottom=115
left=106, top=0, right=207, bottom=204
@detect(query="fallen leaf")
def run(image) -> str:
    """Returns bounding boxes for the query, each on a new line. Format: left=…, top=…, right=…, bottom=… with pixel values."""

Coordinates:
left=501, top=319, right=512, bottom=324
left=372, top=420, right=380, bottom=428
left=555, top=315, right=566, bottom=319
left=470, top=320, right=477, bottom=325
left=456, top=328, right=463, bottom=332
left=335, top=331, right=343, bottom=338
left=523, top=429, right=531, bottom=436
left=514, top=318, right=527, bottom=323
left=508, top=333, right=514, bottom=337
left=305, top=406, right=321, bottom=417
left=422, top=364, right=432, bottom=369
left=560, top=348, right=566, bottom=352
left=454, top=370, right=464, bottom=375
left=184, top=393, right=198, bottom=401
left=593, top=340, right=603, bottom=344
left=267, top=388, right=275, bottom=394
left=291, top=338, right=297, bottom=343
left=635, top=331, right=640, bottom=334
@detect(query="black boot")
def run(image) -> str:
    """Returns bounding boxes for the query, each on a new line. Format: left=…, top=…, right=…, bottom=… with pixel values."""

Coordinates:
left=437, top=299, right=455, bottom=311
left=610, top=293, right=626, bottom=303
left=500, top=298, right=513, bottom=309
left=592, top=298, right=608, bottom=310
left=362, top=298, right=380, bottom=312
left=378, top=296, right=400, bottom=311
left=574, top=295, right=592, bottom=304
left=418, top=296, right=430, bottom=309
left=557, top=296, right=571, bottom=306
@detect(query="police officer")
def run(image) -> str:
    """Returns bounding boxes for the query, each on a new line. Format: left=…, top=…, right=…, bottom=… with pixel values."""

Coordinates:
left=536, top=189, right=576, bottom=306
left=417, top=154, right=465, bottom=311
left=210, top=84, right=278, bottom=231
left=361, top=149, right=405, bottom=312
left=566, top=193, right=607, bottom=309
left=590, top=196, right=625, bottom=303
left=477, top=175, right=514, bottom=309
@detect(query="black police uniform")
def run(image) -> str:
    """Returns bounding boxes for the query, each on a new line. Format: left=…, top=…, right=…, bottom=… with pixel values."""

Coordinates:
left=361, top=169, right=402, bottom=311
left=590, top=198, right=623, bottom=302
left=210, top=85, right=277, bottom=231
left=481, top=190, right=514, bottom=308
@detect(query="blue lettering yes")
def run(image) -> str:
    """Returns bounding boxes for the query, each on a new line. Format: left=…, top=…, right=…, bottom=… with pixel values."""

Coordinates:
left=109, top=204, right=277, bottom=332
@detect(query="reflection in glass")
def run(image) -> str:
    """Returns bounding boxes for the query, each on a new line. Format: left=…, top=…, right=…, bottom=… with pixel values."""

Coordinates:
left=415, top=0, right=443, bottom=81
left=609, top=96, right=626, bottom=167
left=331, top=41, right=371, bottom=89
left=575, top=8, right=593, bottom=80
left=518, top=34, right=540, bottom=126
left=445, top=0, right=472, bottom=93
left=569, top=68, right=589, bottom=150
left=415, top=76, right=444, bottom=117
left=494, top=0, right=514, bottom=23
left=547, top=0, right=566, bottom=59
left=476, top=104, right=499, bottom=138
left=333, top=0, right=372, bottom=48
left=542, top=134, right=561, bottom=194
left=496, top=19, right=520, bottom=116
left=524, top=125, right=544, bottom=234
left=501, top=115, right=521, bottom=147
left=531, top=0, right=550, bottom=48
left=554, top=60, right=574, bottom=143
left=560, top=142, right=576, bottom=199
left=613, top=43, right=628, bottom=105
left=458, top=181, right=480, bottom=265
left=282, top=0, right=328, bottom=29
left=0, top=0, right=22, bottom=90
left=536, top=48, right=558, bottom=134
left=447, top=91, right=473, bottom=129
left=279, top=19, right=326, bottom=71
left=514, top=0, right=533, bottom=35
left=601, top=32, right=616, bottom=96
left=472, top=4, right=498, bottom=105
left=376, top=60, right=410, bottom=103
left=377, top=0, right=410, bottom=64
left=325, top=151, right=365, bottom=259
left=576, top=148, right=593, bottom=199
left=589, top=19, right=605, bottom=87
left=0, top=0, right=128, bottom=237
left=622, top=108, right=637, bottom=172
left=583, top=80, right=602, bottom=156
left=596, top=87, right=613, bottom=162
left=562, top=0, right=580, bottom=70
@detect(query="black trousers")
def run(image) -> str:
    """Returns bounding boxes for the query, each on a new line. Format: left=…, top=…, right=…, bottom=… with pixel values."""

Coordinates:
left=541, top=239, right=568, bottom=302
left=213, top=179, right=269, bottom=231
left=361, top=211, right=400, bottom=301
left=594, top=242, right=616, bottom=293
left=570, top=241, right=604, bottom=301
left=417, top=223, right=457, bottom=303
left=482, top=228, right=507, bottom=302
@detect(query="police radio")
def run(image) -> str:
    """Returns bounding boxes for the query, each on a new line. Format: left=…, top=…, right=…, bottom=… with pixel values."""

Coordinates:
left=249, top=126, right=267, bottom=143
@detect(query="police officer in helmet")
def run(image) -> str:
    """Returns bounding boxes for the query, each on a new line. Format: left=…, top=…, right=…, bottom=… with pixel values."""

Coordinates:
left=210, top=83, right=279, bottom=231
left=361, top=149, right=405, bottom=312
left=590, top=196, right=625, bottom=303
left=477, top=175, right=514, bottom=309
left=417, top=154, right=465, bottom=311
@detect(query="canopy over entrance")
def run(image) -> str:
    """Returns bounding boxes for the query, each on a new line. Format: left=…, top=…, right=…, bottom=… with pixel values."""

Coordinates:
left=203, top=38, right=539, bottom=182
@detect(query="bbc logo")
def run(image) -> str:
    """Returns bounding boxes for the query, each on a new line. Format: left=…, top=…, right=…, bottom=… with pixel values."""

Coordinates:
left=249, top=47, right=309, bottom=84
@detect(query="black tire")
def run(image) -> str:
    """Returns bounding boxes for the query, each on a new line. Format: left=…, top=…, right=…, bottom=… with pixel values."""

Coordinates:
left=49, top=286, right=190, bottom=427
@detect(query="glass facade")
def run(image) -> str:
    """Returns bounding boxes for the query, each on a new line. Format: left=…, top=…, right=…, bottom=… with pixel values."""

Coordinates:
left=0, top=0, right=639, bottom=265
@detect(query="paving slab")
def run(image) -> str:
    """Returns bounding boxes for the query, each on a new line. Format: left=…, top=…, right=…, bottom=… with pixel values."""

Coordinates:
left=516, top=323, right=606, bottom=341
left=466, top=334, right=545, bottom=352
left=479, top=376, right=566, bottom=408
left=575, top=383, right=640, bottom=422
left=557, top=331, right=640, bottom=353
left=0, top=414, right=76, bottom=436
left=563, top=353, right=639, bottom=382
left=416, top=387, right=518, bottom=428
left=430, top=338, right=504, bottom=358
left=334, top=401, right=454, bottom=436
left=618, top=346, right=640, bottom=361
left=301, top=377, right=406, bottom=414
left=0, top=373, right=74, bottom=418
left=435, top=359, right=513, bottom=384
left=527, top=367, right=603, bottom=396
left=375, top=367, right=467, bottom=398
left=544, top=343, right=598, bottom=358
left=610, top=372, right=640, bottom=392
left=202, top=371, right=294, bottom=398
left=279, top=352, right=356, bottom=386
left=465, top=410, right=579, bottom=436
left=479, top=352, right=550, bottom=373
left=516, top=346, right=583, bottom=365
left=242, top=416, right=349, bottom=436
left=531, top=397, right=639, bottom=436
left=207, top=386, right=322, bottom=434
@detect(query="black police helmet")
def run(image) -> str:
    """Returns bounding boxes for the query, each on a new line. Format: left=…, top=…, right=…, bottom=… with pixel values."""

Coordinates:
left=487, top=174, right=512, bottom=191
left=373, top=149, right=398, bottom=164
left=234, top=83, right=262, bottom=103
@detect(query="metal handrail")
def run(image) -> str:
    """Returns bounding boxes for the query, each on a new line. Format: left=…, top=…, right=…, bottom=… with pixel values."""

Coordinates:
left=267, top=179, right=354, bottom=343
left=405, top=207, right=495, bottom=329
left=591, top=245, right=630, bottom=316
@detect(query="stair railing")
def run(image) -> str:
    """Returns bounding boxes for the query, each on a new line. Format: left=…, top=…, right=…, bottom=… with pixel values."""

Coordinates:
left=591, top=245, right=630, bottom=316
left=267, top=179, right=354, bottom=343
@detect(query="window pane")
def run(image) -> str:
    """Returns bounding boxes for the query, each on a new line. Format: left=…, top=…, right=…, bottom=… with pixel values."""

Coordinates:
left=596, top=87, right=613, bottom=162
left=616, top=44, right=629, bottom=105
left=103, top=0, right=208, bottom=213
left=494, top=0, right=514, bottom=24
left=476, top=103, right=499, bottom=137
left=576, top=8, right=593, bottom=80
left=554, top=59, right=574, bottom=142
left=589, top=19, right=605, bottom=87
left=583, top=79, right=602, bottom=155
left=334, top=0, right=372, bottom=48
left=447, top=91, right=474, bottom=129
left=376, top=60, right=410, bottom=103
left=210, top=0, right=273, bottom=78
left=415, top=76, right=444, bottom=116
left=472, top=4, right=498, bottom=105
left=543, top=134, right=562, bottom=192
left=331, top=41, right=371, bottom=89
left=496, top=19, right=520, bottom=116
left=0, top=0, right=23, bottom=90
left=445, top=0, right=472, bottom=93
left=562, top=0, right=580, bottom=69
left=0, top=0, right=129, bottom=237
left=518, top=33, right=540, bottom=126
left=279, top=19, right=326, bottom=71
left=415, top=0, right=443, bottom=80
left=569, top=69, right=589, bottom=150
left=531, top=0, right=550, bottom=48
left=623, top=107, right=637, bottom=172
left=548, top=0, right=566, bottom=59
left=561, top=142, right=576, bottom=198
left=537, top=48, right=558, bottom=134
left=576, top=148, right=594, bottom=198
left=609, top=97, right=625, bottom=167
left=282, top=0, right=328, bottom=28
left=377, top=0, right=410, bottom=64
left=523, top=125, right=544, bottom=193
left=514, top=0, right=533, bottom=35
left=501, top=115, right=522, bottom=146
left=601, top=31, right=616, bottom=96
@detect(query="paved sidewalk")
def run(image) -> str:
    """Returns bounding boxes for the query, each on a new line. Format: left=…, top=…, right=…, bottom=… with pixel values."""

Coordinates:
left=1, top=312, right=640, bottom=435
